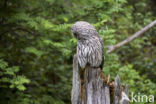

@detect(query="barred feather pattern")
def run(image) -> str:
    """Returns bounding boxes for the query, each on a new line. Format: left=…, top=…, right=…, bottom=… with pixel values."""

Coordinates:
left=72, top=21, right=104, bottom=69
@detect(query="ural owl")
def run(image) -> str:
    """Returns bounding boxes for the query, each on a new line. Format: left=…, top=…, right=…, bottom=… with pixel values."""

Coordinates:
left=72, top=21, right=104, bottom=69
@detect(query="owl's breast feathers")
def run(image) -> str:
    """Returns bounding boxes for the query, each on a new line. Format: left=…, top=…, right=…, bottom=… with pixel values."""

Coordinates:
left=77, top=36, right=104, bottom=69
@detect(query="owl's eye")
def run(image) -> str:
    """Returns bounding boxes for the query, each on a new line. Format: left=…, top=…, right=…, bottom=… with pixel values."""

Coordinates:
left=73, top=33, right=78, bottom=38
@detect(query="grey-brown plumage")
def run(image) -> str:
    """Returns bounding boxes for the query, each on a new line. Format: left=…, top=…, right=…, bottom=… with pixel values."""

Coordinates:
left=72, top=21, right=104, bottom=69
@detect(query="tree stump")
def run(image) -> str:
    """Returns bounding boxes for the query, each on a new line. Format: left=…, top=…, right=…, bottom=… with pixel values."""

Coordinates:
left=71, top=55, right=129, bottom=104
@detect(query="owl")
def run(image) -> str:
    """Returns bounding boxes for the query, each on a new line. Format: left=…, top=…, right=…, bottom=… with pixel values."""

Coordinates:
left=71, top=21, right=104, bottom=69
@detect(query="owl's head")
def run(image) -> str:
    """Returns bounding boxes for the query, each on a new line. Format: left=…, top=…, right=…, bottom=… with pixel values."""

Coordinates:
left=71, top=21, right=98, bottom=40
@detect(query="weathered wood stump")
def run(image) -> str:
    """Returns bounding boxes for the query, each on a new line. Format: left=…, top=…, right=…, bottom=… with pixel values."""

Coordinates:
left=71, top=55, right=129, bottom=104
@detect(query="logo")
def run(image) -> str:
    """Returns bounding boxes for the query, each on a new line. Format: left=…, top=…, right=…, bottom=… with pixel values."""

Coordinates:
left=131, top=92, right=154, bottom=103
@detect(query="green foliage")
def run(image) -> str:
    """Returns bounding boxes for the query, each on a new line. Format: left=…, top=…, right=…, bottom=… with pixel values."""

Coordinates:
left=0, top=0, right=155, bottom=104
left=0, top=59, right=30, bottom=91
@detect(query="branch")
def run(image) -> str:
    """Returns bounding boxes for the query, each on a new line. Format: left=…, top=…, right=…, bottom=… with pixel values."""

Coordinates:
left=106, top=20, right=156, bottom=54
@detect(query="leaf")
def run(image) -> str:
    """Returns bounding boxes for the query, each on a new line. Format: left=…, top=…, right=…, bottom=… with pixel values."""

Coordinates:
left=25, top=47, right=44, bottom=57
left=0, top=59, right=8, bottom=69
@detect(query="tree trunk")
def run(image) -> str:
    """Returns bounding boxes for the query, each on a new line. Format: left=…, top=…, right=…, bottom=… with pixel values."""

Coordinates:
left=71, top=55, right=129, bottom=104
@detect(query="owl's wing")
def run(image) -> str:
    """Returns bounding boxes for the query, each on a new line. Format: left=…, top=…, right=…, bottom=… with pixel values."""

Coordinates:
left=87, top=37, right=103, bottom=68
left=99, top=37, right=104, bottom=69
left=77, top=37, right=104, bottom=69
left=77, top=42, right=87, bottom=69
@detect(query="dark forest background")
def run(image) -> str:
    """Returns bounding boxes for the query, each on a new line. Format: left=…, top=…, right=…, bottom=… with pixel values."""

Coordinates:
left=0, top=0, right=156, bottom=104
